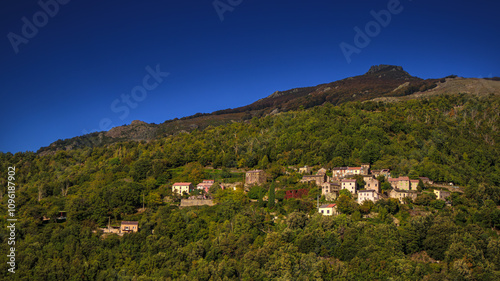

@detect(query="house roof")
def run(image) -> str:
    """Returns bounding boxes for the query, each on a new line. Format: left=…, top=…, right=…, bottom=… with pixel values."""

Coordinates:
left=197, top=183, right=213, bottom=187
left=410, top=180, right=419, bottom=182
left=348, top=167, right=361, bottom=170
left=121, top=221, right=138, bottom=225
left=173, top=182, right=192, bottom=186
left=342, top=179, right=356, bottom=182
left=358, top=190, right=376, bottom=193
left=319, top=204, right=336, bottom=208
left=303, top=175, right=325, bottom=178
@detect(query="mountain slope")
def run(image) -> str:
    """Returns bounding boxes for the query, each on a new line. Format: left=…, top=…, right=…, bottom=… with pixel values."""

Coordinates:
left=37, top=65, right=500, bottom=155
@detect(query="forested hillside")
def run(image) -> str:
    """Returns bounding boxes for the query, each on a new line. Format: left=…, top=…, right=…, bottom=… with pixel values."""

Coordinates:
left=1, top=93, right=500, bottom=280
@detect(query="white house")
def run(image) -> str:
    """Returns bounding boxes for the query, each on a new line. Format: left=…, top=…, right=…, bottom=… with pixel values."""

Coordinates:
left=319, top=204, right=338, bottom=216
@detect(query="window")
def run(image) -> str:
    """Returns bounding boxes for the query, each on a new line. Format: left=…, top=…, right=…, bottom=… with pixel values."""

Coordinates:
left=327, top=210, right=330, bottom=214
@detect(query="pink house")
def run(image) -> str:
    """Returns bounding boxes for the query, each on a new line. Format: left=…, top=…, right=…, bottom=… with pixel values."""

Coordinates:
left=197, top=180, right=215, bottom=193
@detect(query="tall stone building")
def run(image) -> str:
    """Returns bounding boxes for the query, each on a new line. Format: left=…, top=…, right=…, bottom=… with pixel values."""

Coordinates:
left=245, top=170, right=267, bottom=186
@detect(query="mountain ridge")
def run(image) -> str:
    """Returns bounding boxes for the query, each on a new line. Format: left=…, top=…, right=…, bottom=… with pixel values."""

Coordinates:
left=37, top=65, right=500, bottom=155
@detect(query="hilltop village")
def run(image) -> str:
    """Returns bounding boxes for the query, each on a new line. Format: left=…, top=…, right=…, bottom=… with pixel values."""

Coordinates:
left=163, top=163, right=456, bottom=220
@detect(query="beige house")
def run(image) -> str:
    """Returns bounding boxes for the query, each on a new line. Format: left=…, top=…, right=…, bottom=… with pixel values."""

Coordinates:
left=410, top=180, right=419, bottom=190
left=357, top=190, right=379, bottom=204
left=389, top=189, right=418, bottom=203
left=299, top=166, right=313, bottom=174
left=364, top=177, right=380, bottom=193
left=245, top=170, right=267, bottom=185
left=319, top=204, right=338, bottom=216
left=341, top=179, right=357, bottom=194
left=316, top=168, right=328, bottom=175
left=434, top=190, right=451, bottom=200
left=121, top=221, right=139, bottom=233
left=172, top=182, right=194, bottom=194
left=389, top=177, right=412, bottom=190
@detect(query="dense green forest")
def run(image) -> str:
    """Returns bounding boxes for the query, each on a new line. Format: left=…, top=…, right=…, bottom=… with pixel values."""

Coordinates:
left=1, top=94, right=500, bottom=280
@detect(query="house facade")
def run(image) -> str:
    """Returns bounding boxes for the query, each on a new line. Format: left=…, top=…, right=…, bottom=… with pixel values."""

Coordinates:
left=121, top=221, right=139, bottom=233
left=389, top=177, right=413, bottom=190
left=357, top=190, right=379, bottom=204
left=245, top=170, right=267, bottom=185
left=172, top=182, right=194, bottom=194
left=316, top=168, right=328, bottom=175
left=299, top=166, right=312, bottom=174
left=319, top=204, right=338, bottom=216
left=371, top=169, right=390, bottom=179
left=434, top=190, right=451, bottom=200
left=364, top=177, right=380, bottom=193
left=197, top=180, right=215, bottom=193
left=341, top=179, right=357, bottom=194
left=321, top=182, right=340, bottom=200
left=410, top=180, right=419, bottom=191
left=300, top=174, right=327, bottom=186
left=389, top=189, right=418, bottom=203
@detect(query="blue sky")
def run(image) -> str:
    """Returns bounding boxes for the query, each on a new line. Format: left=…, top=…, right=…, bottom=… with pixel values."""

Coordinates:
left=1, top=0, right=499, bottom=153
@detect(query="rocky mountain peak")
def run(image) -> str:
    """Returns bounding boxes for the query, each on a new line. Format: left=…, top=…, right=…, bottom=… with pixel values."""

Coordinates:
left=367, top=64, right=404, bottom=74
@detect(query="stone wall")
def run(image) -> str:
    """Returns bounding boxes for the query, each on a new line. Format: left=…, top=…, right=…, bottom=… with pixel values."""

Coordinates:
left=180, top=199, right=215, bottom=208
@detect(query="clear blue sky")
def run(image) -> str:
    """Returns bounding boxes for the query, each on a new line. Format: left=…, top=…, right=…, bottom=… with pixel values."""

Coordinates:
left=1, top=0, right=499, bottom=153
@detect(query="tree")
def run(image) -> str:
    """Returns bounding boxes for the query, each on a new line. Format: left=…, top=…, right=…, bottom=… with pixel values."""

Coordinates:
left=209, top=182, right=221, bottom=195
left=258, top=155, right=270, bottom=169
left=267, top=182, right=276, bottom=209
left=417, top=179, right=425, bottom=191
left=336, top=195, right=358, bottom=214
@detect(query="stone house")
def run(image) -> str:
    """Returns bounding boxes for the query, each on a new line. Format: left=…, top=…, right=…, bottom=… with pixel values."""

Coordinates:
left=434, top=190, right=451, bottom=200
left=120, top=221, right=139, bottom=233
left=299, top=166, right=312, bottom=174
left=389, top=189, right=418, bottom=203
left=419, top=177, right=433, bottom=185
left=321, top=182, right=340, bottom=200
left=319, top=204, right=338, bottom=216
left=364, top=177, right=380, bottom=193
left=357, top=190, right=379, bottom=204
left=361, top=163, right=371, bottom=175
left=172, top=182, right=194, bottom=194
left=371, top=169, right=390, bottom=179
left=245, top=170, right=267, bottom=186
left=300, top=174, right=327, bottom=186
left=316, top=168, right=328, bottom=175
left=341, top=179, right=357, bottom=194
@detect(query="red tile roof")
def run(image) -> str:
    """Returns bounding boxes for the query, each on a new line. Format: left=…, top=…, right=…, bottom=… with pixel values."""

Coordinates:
left=173, top=182, right=192, bottom=186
